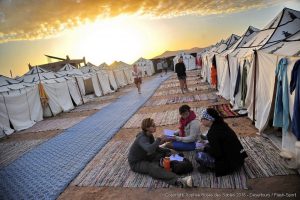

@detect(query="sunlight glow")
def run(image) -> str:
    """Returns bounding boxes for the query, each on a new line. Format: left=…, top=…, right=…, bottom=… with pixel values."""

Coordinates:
left=73, top=16, right=145, bottom=65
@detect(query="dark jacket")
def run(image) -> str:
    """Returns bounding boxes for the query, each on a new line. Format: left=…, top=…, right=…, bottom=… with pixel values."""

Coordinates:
left=175, top=62, right=186, bottom=77
left=204, top=121, right=247, bottom=177
left=128, top=132, right=170, bottom=165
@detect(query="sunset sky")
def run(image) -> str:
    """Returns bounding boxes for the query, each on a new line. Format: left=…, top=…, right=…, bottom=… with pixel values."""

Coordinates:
left=0, top=0, right=300, bottom=77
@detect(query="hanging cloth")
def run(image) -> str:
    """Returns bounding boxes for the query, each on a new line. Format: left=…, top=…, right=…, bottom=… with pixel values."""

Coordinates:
left=241, top=60, right=248, bottom=107
left=38, top=83, right=49, bottom=108
left=234, top=64, right=241, bottom=97
left=273, top=58, right=289, bottom=132
left=290, top=59, right=300, bottom=140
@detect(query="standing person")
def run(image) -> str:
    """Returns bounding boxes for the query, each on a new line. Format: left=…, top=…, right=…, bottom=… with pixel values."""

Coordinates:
left=132, top=64, right=142, bottom=94
left=175, top=56, right=188, bottom=93
left=165, top=105, right=201, bottom=151
left=197, top=108, right=248, bottom=176
left=162, top=59, right=168, bottom=75
left=128, top=118, right=193, bottom=188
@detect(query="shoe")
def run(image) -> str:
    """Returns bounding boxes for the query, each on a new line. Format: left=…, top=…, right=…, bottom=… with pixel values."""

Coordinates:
left=177, top=176, right=193, bottom=188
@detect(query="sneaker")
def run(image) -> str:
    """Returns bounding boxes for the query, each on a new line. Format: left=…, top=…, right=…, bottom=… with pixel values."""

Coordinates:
left=177, top=176, right=193, bottom=188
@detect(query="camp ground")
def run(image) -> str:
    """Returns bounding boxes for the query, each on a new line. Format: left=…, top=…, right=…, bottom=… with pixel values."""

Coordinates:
left=0, top=6, right=299, bottom=200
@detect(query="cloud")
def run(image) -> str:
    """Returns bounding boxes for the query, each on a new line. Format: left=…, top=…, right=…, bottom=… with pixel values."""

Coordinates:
left=0, top=0, right=282, bottom=43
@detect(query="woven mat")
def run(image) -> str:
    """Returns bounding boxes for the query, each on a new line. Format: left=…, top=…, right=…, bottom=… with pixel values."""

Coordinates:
left=154, top=85, right=210, bottom=96
left=211, top=104, right=247, bottom=118
left=123, top=107, right=205, bottom=128
left=19, top=117, right=87, bottom=133
left=164, top=77, right=201, bottom=84
left=145, top=93, right=217, bottom=107
left=159, top=81, right=205, bottom=89
left=0, top=139, right=47, bottom=168
left=72, top=136, right=295, bottom=189
left=71, top=140, right=247, bottom=189
left=70, top=103, right=111, bottom=112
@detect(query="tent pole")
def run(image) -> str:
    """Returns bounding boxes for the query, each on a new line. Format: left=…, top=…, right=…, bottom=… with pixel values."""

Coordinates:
left=252, top=50, right=257, bottom=125
left=75, top=77, right=84, bottom=104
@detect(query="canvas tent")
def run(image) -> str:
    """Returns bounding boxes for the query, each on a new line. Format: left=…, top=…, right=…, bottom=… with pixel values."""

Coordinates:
left=173, top=53, right=196, bottom=71
left=215, top=26, right=260, bottom=100
left=123, top=67, right=134, bottom=84
left=110, top=61, right=131, bottom=87
left=57, top=64, right=84, bottom=106
left=0, top=75, right=43, bottom=137
left=134, top=57, right=155, bottom=76
left=228, top=7, right=300, bottom=115
left=95, top=69, right=114, bottom=95
left=18, top=67, right=74, bottom=117
left=201, top=34, right=241, bottom=85
left=80, top=65, right=103, bottom=97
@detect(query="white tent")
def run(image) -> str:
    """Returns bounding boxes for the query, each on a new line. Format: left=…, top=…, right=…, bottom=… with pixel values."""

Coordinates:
left=95, top=69, right=114, bottom=95
left=123, top=67, right=134, bottom=84
left=200, top=42, right=223, bottom=83
left=106, top=70, right=118, bottom=90
left=113, top=69, right=127, bottom=87
left=57, top=64, right=84, bottom=106
left=229, top=8, right=300, bottom=113
left=173, top=53, right=196, bottom=71
left=96, top=63, right=118, bottom=90
left=134, top=57, right=155, bottom=76
left=201, top=34, right=240, bottom=85
left=18, top=67, right=74, bottom=117
left=0, top=75, right=43, bottom=136
left=80, top=66, right=103, bottom=97
left=215, top=27, right=260, bottom=100
left=110, top=61, right=131, bottom=87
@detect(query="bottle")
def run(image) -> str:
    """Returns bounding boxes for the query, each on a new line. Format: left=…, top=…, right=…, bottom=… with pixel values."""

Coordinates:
left=163, top=157, right=171, bottom=171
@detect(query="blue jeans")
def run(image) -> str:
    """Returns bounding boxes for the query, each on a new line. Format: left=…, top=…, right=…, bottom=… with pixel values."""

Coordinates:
left=172, top=141, right=196, bottom=151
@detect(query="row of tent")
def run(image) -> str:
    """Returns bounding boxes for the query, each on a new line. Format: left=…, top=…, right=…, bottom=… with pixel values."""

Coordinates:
left=0, top=59, right=154, bottom=138
left=197, top=8, right=300, bottom=159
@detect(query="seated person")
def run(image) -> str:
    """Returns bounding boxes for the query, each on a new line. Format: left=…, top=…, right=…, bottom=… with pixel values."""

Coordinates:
left=165, top=105, right=201, bottom=151
left=128, top=118, right=193, bottom=188
left=197, top=108, right=248, bottom=177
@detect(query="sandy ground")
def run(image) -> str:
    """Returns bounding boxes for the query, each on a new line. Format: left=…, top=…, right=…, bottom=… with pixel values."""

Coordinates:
left=1, top=72, right=299, bottom=200
left=59, top=175, right=300, bottom=200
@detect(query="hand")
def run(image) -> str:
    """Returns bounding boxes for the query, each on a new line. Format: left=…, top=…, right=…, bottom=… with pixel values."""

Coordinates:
left=169, top=149, right=178, bottom=155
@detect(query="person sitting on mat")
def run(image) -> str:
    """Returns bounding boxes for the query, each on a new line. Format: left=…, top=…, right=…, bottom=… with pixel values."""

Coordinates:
left=164, top=104, right=201, bottom=151
left=196, top=108, right=248, bottom=176
left=128, top=118, right=193, bottom=188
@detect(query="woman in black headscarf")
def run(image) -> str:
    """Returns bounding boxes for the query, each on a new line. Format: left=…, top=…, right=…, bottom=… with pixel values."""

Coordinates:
left=197, top=108, right=248, bottom=177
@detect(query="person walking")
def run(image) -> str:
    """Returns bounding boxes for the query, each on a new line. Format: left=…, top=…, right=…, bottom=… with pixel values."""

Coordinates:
left=175, top=56, right=188, bottom=93
left=132, top=64, right=142, bottom=94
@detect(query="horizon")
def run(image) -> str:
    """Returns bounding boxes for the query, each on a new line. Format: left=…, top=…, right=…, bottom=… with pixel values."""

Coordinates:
left=1, top=0, right=300, bottom=77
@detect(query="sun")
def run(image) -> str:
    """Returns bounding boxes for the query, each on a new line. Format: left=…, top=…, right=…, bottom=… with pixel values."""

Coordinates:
left=73, top=16, right=144, bottom=65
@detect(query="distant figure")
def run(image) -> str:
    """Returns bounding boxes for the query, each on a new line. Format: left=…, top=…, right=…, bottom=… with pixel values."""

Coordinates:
left=196, top=108, right=248, bottom=176
left=132, top=64, right=142, bottom=94
left=165, top=105, right=201, bottom=151
left=175, top=57, right=188, bottom=93
left=162, top=60, right=168, bottom=75
left=128, top=118, right=193, bottom=188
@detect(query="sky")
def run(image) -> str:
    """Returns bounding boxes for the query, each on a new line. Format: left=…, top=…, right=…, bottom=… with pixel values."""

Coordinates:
left=0, top=0, right=300, bottom=77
